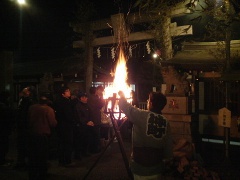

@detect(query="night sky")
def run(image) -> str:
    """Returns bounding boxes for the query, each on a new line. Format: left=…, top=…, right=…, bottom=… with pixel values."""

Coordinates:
left=0, top=0, right=135, bottom=62
left=1, top=0, right=239, bottom=63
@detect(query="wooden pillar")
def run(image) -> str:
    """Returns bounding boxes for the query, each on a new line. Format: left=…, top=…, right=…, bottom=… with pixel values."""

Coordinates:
left=111, top=13, right=128, bottom=43
left=84, top=29, right=94, bottom=92
left=161, top=16, right=172, bottom=60
left=153, top=14, right=173, bottom=61
left=223, top=0, right=233, bottom=159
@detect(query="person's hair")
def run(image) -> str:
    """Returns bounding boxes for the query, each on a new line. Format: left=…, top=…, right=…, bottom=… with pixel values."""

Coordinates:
left=149, top=92, right=167, bottom=114
left=59, top=86, right=69, bottom=95
left=77, top=92, right=87, bottom=98
left=28, top=86, right=35, bottom=93
left=96, top=85, right=104, bottom=92
left=22, top=87, right=30, bottom=96
left=39, top=96, right=49, bottom=104
left=89, top=87, right=96, bottom=95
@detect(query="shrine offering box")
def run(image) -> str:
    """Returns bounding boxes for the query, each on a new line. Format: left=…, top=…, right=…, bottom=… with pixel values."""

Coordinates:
left=162, top=96, right=191, bottom=115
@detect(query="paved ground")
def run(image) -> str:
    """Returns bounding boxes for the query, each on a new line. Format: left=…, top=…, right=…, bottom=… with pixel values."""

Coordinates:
left=200, top=141, right=240, bottom=180
left=1, top=131, right=240, bottom=180
left=0, top=131, right=133, bottom=180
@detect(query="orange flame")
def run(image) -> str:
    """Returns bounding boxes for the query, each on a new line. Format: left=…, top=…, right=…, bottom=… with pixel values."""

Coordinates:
left=103, top=48, right=132, bottom=116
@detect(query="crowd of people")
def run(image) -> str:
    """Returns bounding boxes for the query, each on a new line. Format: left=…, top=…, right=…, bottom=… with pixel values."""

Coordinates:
left=0, top=84, right=173, bottom=180
left=0, top=85, right=111, bottom=180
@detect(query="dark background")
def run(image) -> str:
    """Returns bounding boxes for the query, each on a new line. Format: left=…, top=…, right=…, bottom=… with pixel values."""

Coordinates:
left=0, top=0, right=135, bottom=62
left=1, top=0, right=239, bottom=63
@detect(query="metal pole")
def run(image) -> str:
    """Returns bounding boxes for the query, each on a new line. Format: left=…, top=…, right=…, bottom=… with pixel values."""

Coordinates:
left=83, top=96, right=133, bottom=180
left=224, top=0, right=231, bottom=73
left=225, top=83, right=229, bottom=158
left=224, top=0, right=231, bottom=159
left=110, top=113, right=133, bottom=179
left=82, top=116, right=132, bottom=180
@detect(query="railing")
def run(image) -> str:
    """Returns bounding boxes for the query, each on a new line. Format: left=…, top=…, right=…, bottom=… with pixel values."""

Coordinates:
left=139, top=101, right=147, bottom=110
left=203, top=80, right=240, bottom=116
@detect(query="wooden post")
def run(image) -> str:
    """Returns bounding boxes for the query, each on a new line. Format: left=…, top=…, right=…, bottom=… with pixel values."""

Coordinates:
left=84, top=28, right=94, bottom=92
left=162, top=16, right=173, bottom=60
left=224, top=0, right=232, bottom=159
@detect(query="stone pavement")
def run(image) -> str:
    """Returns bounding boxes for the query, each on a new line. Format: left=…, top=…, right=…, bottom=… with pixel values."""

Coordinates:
left=0, top=131, right=133, bottom=180
left=199, top=141, right=240, bottom=180
left=1, top=131, right=240, bottom=180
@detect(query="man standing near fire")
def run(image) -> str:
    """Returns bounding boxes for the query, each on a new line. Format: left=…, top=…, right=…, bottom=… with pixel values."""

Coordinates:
left=54, top=87, right=75, bottom=167
left=118, top=91, right=173, bottom=180
left=87, top=86, right=105, bottom=154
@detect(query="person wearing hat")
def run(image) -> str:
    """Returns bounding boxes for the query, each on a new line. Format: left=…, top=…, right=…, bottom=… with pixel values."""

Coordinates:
left=73, top=92, right=94, bottom=158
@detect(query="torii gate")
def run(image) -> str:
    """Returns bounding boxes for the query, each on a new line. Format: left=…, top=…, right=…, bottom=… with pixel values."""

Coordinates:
left=70, top=1, right=193, bottom=91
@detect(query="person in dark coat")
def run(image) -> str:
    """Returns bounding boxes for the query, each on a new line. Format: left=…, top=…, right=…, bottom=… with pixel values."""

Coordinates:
left=15, top=86, right=36, bottom=168
left=87, top=86, right=105, bottom=153
left=54, top=87, right=76, bottom=167
left=73, top=92, right=94, bottom=159
left=28, top=95, right=57, bottom=180
left=0, top=91, right=14, bottom=166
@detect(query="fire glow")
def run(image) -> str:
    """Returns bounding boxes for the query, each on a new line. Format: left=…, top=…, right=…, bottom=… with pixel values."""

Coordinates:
left=103, top=48, right=132, bottom=118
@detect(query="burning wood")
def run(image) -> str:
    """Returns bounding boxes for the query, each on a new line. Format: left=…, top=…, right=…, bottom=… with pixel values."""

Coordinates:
left=103, top=48, right=132, bottom=119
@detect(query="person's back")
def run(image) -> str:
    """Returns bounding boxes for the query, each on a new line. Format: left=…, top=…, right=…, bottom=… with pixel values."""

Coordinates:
left=119, top=91, right=173, bottom=180
left=28, top=102, right=57, bottom=136
left=28, top=96, right=57, bottom=180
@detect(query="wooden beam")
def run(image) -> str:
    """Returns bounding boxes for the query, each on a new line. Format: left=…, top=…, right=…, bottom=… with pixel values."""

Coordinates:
left=70, top=1, right=191, bottom=33
left=199, top=72, right=221, bottom=78
left=73, top=25, right=193, bottom=47
left=171, top=25, right=193, bottom=36
left=70, top=18, right=111, bottom=32
left=110, top=13, right=129, bottom=42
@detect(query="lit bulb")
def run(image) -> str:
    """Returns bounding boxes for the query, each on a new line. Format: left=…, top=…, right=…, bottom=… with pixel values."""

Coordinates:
left=152, top=53, right=158, bottom=58
left=17, top=0, right=26, bottom=5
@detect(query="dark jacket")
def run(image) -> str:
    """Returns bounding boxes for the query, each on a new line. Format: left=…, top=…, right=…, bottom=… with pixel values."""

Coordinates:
left=74, top=100, right=91, bottom=126
left=87, top=94, right=105, bottom=126
left=54, top=96, right=75, bottom=130
left=0, top=102, right=14, bottom=136
left=16, top=96, right=35, bottom=130
left=28, top=104, right=57, bottom=136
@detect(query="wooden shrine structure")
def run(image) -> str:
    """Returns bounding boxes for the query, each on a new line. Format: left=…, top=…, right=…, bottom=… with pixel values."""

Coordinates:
left=70, top=0, right=193, bottom=91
